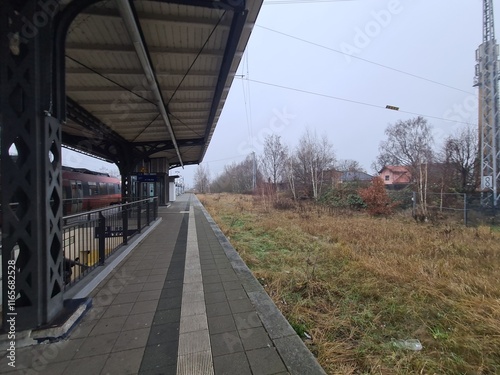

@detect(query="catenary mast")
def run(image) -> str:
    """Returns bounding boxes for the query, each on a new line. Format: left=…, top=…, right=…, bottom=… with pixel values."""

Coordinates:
left=474, top=0, right=500, bottom=206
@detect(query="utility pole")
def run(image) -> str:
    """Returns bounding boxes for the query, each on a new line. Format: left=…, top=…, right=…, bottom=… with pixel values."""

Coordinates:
left=474, top=0, right=500, bottom=206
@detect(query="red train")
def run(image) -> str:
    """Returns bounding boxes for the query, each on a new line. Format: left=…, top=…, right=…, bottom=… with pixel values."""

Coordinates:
left=62, top=166, right=121, bottom=216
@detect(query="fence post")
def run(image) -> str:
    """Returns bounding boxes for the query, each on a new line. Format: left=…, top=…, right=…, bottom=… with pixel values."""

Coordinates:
left=98, top=212, right=106, bottom=265
left=463, top=193, right=468, bottom=227
left=146, top=199, right=150, bottom=225
left=412, top=191, right=417, bottom=218
left=493, top=194, right=496, bottom=218
left=122, top=205, right=129, bottom=245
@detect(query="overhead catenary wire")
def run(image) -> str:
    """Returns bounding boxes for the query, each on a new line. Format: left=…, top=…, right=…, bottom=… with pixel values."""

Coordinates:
left=241, top=77, right=478, bottom=127
left=255, top=24, right=477, bottom=97
left=241, top=50, right=254, bottom=148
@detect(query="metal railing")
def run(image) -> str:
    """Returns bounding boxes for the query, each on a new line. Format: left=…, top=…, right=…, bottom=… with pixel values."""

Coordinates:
left=62, top=197, right=158, bottom=289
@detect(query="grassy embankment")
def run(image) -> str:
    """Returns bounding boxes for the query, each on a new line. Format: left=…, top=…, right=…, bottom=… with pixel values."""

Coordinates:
left=198, top=193, right=500, bottom=375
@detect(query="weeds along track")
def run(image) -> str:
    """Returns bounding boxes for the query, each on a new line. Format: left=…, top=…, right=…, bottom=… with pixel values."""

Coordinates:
left=199, top=193, right=500, bottom=375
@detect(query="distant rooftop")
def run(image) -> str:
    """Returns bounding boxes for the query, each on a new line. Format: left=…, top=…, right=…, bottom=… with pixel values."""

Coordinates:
left=341, top=171, right=373, bottom=182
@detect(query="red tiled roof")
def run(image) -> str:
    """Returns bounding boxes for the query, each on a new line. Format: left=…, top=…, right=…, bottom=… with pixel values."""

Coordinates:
left=381, top=165, right=410, bottom=174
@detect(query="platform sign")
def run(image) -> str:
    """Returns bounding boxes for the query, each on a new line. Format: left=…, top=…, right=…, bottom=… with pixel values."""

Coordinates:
left=137, top=174, right=158, bottom=182
left=482, top=176, right=493, bottom=190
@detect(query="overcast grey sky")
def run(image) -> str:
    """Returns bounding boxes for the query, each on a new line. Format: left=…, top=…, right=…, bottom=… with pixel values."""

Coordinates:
left=64, top=0, right=494, bottom=187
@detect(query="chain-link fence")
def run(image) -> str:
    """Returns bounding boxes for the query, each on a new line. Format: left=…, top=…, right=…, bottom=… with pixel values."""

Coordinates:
left=403, top=191, right=498, bottom=227
left=387, top=190, right=414, bottom=210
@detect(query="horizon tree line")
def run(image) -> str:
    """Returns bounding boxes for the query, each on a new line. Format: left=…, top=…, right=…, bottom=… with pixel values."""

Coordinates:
left=194, top=117, right=480, bottom=207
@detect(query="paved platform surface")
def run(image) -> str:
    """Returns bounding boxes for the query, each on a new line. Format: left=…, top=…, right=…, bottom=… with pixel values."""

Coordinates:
left=0, top=194, right=325, bottom=375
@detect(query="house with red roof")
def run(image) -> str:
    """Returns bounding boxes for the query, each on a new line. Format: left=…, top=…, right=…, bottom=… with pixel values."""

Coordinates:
left=379, top=165, right=412, bottom=189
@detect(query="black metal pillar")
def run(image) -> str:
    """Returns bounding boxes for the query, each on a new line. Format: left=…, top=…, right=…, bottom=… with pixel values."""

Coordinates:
left=1, top=0, right=64, bottom=330
left=119, top=157, right=137, bottom=244
left=115, top=140, right=136, bottom=201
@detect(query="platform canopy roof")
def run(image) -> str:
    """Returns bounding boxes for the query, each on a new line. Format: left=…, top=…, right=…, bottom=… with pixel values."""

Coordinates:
left=62, top=0, right=262, bottom=170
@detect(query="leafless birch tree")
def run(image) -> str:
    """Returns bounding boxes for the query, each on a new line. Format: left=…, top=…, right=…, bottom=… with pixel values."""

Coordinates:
left=260, top=134, right=288, bottom=186
left=294, top=129, right=336, bottom=200
left=194, top=164, right=211, bottom=193
left=376, top=116, right=434, bottom=217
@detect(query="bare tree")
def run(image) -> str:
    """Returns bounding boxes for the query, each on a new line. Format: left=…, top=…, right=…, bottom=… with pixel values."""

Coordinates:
left=376, top=116, right=434, bottom=216
left=283, top=155, right=297, bottom=200
left=194, top=164, right=211, bottom=193
left=294, top=128, right=336, bottom=200
left=338, top=159, right=365, bottom=172
left=441, top=125, right=479, bottom=193
left=371, top=153, right=393, bottom=174
left=98, top=166, right=120, bottom=178
left=230, top=155, right=260, bottom=193
left=210, top=155, right=262, bottom=193
left=260, top=134, right=288, bottom=186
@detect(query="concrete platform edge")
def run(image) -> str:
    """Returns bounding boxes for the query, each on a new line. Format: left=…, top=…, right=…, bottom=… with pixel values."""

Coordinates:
left=30, top=298, right=93, bottom=342
left=0, top=298, right=93, bottom=350
left=193, top=196, right=327, bottom=375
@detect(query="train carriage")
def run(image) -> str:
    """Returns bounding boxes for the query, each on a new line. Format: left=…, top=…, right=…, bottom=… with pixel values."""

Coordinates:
left=62, top=167, right=121, bottom=216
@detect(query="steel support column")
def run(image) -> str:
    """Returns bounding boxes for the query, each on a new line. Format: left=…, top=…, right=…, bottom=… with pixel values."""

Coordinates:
left=475, top=0, right=500, bottom=207
left=1, top=0, right=64, bottom=329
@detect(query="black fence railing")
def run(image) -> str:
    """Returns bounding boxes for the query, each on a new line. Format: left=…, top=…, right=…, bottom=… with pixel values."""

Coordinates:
left=62, top=197, right=158, bottom=289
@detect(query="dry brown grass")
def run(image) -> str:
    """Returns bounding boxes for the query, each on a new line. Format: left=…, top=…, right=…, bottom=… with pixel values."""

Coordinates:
left=198, top=193, right=500, bottom=375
